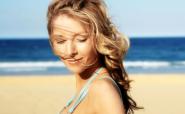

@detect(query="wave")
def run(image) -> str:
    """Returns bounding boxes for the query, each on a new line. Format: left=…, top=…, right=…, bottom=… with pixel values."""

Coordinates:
left=0, top=61, right=185, bottom=74
left=0, top=61, right=65, bottom=73
left=0, top=60, right=185, bottom=68
left=124, top=61, right=185, bottom=68
left=0, top=61, right=65, bottom=68
left=124, top=61, right=170, bottom=68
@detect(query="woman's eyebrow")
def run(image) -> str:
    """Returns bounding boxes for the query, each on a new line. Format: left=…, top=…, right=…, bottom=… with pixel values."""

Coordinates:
left=51, top=35, right=66, bottom=41
left=74, top=33, right=88, bottom=37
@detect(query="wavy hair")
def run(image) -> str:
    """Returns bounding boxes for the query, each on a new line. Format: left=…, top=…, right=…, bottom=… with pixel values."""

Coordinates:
left=47, top=0, right=142, bottom=113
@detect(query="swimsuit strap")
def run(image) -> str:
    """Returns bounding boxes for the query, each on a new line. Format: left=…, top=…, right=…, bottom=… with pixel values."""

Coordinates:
left=62, top=67, right=104, bottom=114
left=97, top=74, right=123, bottom=99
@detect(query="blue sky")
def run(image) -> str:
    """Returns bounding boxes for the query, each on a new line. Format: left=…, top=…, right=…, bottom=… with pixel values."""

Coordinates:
left=0, top=0, right=185, bottom=39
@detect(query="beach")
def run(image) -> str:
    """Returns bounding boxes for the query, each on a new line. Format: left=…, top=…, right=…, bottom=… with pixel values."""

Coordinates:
left=0, top=74, right=185, bottom=114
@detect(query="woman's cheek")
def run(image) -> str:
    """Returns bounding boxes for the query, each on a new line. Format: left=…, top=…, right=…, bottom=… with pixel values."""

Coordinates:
left=77, top=42, right=93, bottom=56
left=52, top=44, right=65, bottom=56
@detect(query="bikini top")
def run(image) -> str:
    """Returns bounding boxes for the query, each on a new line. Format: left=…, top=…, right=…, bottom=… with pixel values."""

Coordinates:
left=59, top=67, right=122, bottom=114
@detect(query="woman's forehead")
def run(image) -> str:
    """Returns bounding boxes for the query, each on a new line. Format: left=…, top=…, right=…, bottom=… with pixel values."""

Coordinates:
left=52, top=24, right=87, bottom=36
left=52, top=15, right=88, bottom=34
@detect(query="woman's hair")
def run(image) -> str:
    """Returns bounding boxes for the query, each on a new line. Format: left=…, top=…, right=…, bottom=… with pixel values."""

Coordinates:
left=47, top=0, right=142, bottom=113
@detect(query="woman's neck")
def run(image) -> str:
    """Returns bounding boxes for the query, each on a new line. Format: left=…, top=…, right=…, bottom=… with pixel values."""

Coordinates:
left=74, top=64, right=102, bottom=94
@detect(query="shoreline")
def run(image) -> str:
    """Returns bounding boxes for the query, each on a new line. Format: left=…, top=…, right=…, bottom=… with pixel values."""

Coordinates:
left=1, top=72, right=185, bottom=77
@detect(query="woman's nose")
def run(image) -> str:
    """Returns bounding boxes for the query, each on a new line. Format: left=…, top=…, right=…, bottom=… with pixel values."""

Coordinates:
left=66, top=42, right=77, bottom=57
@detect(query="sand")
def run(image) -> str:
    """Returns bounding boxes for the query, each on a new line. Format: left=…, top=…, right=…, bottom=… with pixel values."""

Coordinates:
left=0, top=74, right=185, bottom=114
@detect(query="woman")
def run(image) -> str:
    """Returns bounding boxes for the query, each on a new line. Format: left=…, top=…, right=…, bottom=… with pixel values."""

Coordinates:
left=47, top=0, right=141, bottom=114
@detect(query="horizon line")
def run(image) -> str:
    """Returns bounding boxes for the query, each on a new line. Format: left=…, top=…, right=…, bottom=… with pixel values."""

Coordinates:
left=0, top=36, right=185, bottom=40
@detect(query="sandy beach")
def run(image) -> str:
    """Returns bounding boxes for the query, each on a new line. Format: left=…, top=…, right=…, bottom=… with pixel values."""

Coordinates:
left=0, top=74, right=185, bottom=114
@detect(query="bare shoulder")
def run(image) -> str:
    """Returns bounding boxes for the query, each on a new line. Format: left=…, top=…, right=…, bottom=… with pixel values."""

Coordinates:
left=87, top=76, right=125, bottom=114
left=90, top=76, right=121, bottom=98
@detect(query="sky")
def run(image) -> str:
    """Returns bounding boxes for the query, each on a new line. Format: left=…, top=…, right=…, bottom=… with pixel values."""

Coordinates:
left=0, top=0, right=185, bottom=39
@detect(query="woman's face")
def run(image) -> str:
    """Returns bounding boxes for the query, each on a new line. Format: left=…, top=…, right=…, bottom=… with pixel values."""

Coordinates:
left=51, top=15, right=98, bottom=73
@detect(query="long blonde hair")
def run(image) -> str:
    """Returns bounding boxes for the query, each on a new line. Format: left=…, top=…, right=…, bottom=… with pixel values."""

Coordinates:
left=47, top=0, right=142, bottom=113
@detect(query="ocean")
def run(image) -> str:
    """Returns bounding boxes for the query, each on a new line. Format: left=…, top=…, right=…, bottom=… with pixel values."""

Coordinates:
left=0, top=37, right=185, bottom=75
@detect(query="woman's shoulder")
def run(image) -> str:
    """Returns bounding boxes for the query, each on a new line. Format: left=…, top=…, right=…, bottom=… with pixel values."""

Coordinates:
left=88, top=75, right=122, bottom=100
left=91, top=75, right=119, bottom=94
left=87, top=75, right=125, bottom=114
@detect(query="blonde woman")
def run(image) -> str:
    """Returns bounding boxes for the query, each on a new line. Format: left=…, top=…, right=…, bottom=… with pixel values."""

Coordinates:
left=47, top=0, right=141, bottom=114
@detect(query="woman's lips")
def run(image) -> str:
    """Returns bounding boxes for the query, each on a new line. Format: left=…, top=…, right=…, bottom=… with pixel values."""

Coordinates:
left=65, top=58, right=82, bottom=64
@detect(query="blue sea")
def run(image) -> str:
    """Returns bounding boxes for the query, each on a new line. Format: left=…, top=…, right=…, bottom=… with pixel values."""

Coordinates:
left=0, top=37, right=185, bottom=75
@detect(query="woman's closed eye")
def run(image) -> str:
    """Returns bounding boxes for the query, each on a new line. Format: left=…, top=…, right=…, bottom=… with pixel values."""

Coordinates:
left=51, top=35, right=66, bottom=44
left=76, top=35, right=88, bottom=42
left=53, top=38, right=66, bottom=44
left=77, top=38, right=87, bottom=42
left=56, top=40, right=66, bottom=44
left=54, top=37, right=66, bottom=44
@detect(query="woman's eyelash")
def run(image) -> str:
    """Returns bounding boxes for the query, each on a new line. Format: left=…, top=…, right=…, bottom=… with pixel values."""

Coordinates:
left=56, top=39, right=66, bottom=43
left=76, top=35, right=88, bottom=42
left=77, top=38, right=87, bottom=42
